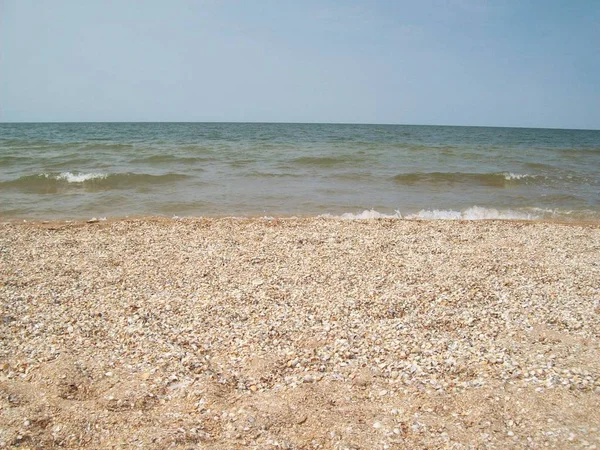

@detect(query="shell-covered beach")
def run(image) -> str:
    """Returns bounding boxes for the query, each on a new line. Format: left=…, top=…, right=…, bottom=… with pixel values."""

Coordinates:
left=1, top=218, right=599, bottom=449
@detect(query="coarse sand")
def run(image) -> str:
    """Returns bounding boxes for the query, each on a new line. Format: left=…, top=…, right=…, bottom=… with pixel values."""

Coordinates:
left=1, top=218, right=599, bottom=449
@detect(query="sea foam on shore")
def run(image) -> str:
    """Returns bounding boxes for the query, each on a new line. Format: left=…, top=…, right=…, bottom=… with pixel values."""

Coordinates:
left=319, top=206, right=539, bottom=220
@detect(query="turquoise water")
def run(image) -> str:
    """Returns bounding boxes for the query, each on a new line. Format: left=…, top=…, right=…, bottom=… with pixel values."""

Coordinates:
left=1, top=122, right=599, bottom=220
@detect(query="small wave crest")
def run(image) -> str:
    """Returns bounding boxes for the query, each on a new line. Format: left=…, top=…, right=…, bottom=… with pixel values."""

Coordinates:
left=291, top=155, right=368, bottom=167
left=129, top=154, right=212, bottom=165
left=1, top=172, right=191, bottom=193
left=406, top=206, right=538, bottom=220
left=320, top=210, right=403, bottom=219
left=392, top=171, right=543, bottom=186
left=502, top=172, right=536, bottom=180
left=0, top=155, right=36, bottom=166
left=244, top=171, right=303, bottom=178
left=55, top=172, right=108, bottom=182
left=320, top=206, right=540, bottom=220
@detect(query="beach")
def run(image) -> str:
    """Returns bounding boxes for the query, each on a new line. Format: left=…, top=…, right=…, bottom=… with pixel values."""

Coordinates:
left=1, top=218, right=599, bottom=449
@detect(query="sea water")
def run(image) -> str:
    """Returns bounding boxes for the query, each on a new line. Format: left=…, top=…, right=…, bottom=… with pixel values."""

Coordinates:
left=1, top=122, right=598, bottom=220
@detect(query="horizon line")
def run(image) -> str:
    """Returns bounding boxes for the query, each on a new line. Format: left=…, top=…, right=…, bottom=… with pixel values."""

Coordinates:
left=0, top=120, right=598, bottom=132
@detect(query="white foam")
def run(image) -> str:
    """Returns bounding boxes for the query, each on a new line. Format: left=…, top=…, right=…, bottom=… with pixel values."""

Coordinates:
left=407, top=206, right=538, bottom=220
left=320, top=206, right=539, bottom=221
left=503, top=172, right=535, bottom=180
left=55, top=172, right=108, bottom=182
left=320, top=209, right=402, bottom=220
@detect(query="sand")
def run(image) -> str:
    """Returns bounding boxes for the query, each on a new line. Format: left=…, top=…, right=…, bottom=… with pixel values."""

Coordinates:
left=1, top=218, right=599, bottom=449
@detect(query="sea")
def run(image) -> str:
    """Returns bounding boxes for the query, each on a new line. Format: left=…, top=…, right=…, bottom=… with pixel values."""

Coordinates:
left=1, top=122, right=599, bottom=221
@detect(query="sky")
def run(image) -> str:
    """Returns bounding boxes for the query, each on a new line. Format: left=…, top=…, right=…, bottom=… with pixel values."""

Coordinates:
left=0, top=0, right=599, bottom=129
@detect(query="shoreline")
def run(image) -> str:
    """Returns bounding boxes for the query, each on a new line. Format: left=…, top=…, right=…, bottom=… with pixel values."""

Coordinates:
left=3, top=214, right=600, bottom=228
left=1, top=219, right=599, bottom=448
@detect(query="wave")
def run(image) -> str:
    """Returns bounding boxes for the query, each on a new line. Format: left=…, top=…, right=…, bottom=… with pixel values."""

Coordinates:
left=331, top=172, right=375, bottom=182
left=129, top=154, right=212, bottom=165
left=405, top=207, right=538, bottom=220
left=0, top=155, right=36, bottom=166
left=320, top=207, right=539, bottom=220
left=1, top=172, right=192, bottom=193
left=176, top=144, right=218, bottom=153
left=320, top=210, right=402, bottom=219
left=291, top=155, right=368, bottom=167
left=399, top=144, right=459, bottom=152
left=244, top=171, right=303, bottom=178
left=502, top=172, right=536, bottom=180
left=0, top=140, right=135, bottom=152
left=0, top=139, right=54, bottom=147
left=555, top=146, right=600, bottom=156
left=249, top=142, right=298, bottom=151
left=227, top=159, right=260, bottom=168
left=56, top=172, right=108, bottom=182
left=391, top=171, right=544, bottom=186
left=319, top=206, right=600, bottom=221
left=80, top=142, right=135, bottom=150
left=523, top=162, right=555, bottom=170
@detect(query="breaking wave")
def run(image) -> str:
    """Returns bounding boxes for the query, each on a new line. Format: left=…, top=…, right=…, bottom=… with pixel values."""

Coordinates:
left=55, top=172, right=108, bottom=182
left=1, top=172, right=192, bottom=193
left=391, top=172, right=543, bottom=186
left=321, top=206, right=544, bottom=221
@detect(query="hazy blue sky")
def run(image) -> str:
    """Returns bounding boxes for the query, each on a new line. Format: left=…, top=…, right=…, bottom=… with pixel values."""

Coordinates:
left=1, top=0, right=599, bottom=128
